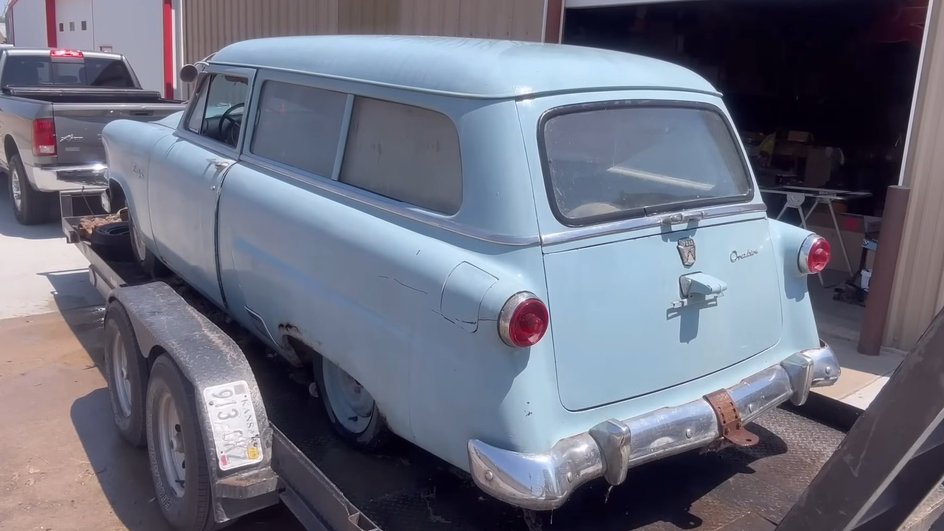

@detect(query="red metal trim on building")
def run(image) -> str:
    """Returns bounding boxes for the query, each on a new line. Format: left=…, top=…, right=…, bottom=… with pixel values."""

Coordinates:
left=544, top=0, right=565, bottom=44
left=45, top=0, right=57, bottom=48
left=162, top=0, right=174, bottom=99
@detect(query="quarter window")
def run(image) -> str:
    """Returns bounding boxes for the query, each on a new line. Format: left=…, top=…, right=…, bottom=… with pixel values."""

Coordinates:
left=340, top=98, right=462, bottom=215
left=185, top=73, right=249, bottom=148
left=251, top=80, right=347, bottom=177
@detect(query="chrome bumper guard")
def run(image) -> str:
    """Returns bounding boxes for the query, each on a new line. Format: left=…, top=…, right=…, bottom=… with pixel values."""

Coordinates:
left=468, top=342, right=839, bottom=510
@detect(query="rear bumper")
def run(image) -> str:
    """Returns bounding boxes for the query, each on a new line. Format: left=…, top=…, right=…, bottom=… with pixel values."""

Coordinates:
left=468, top=342, right=839, bottom=510
left=26, top=163, right=107, bottom=193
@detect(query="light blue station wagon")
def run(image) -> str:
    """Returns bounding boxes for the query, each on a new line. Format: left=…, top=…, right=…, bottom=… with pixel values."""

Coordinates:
left=102, top=35, right=839, bottom=510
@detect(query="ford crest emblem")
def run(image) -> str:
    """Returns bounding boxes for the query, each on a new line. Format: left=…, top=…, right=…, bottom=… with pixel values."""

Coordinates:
left=677, top=238, right=696, bottom=267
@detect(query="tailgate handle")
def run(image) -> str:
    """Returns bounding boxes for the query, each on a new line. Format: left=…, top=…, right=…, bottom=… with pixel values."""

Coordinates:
left=129, top=110, right=154, bottom=116
left=672, top=273, right=726, bottom=309
left=679, top=272, right=727, bottom=298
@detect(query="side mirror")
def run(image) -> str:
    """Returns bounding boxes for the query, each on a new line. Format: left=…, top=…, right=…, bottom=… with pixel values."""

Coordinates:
left=179, top=64, right=199, bottom=83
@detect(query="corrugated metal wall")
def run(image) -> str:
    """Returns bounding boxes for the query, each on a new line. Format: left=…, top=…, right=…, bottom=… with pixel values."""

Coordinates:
left=184, top=0, right=546, bottom=65
left=886, top=0, right=944, bottom=351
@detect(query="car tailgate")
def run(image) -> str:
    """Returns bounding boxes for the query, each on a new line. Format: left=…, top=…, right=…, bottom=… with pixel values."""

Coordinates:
left=52, top=103, right=183, bottom=165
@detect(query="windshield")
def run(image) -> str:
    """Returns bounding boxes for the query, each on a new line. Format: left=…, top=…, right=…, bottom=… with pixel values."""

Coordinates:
left=1, top=56, right=136, bottom=88
left=541, top=104, right=752, bottom=225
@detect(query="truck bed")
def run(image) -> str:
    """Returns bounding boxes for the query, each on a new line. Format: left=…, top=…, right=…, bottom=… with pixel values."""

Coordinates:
left=3, top=86, right=181, bottom=104
left=62, top=212, right=944, bottom=531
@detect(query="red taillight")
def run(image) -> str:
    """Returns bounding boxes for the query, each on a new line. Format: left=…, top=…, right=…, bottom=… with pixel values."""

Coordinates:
left=499, top=292, right=549, bottom=348
left=50, top=49, right=84, bottom=59
left=32, top=118, right=56, bottom=156
left=799, top=235, right=831, bottom=274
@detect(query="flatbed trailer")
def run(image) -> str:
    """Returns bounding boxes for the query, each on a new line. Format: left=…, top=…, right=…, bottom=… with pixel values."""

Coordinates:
left=62, top=211, right=944, bottom=531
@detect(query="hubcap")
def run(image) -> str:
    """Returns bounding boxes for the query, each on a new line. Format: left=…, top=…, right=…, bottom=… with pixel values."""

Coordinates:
left=322, top=359, right=374, bottom=434
left=111, top=334, right=132, bottom=417
left=9, top=167, right=22, bottom=212
left=157, top=391, right=186, bottom=497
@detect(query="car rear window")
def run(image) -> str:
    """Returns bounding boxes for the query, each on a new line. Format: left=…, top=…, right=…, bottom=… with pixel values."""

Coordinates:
left=1, top=56, right=135, bottom=87
left=540, top=104, right=752, bottom=225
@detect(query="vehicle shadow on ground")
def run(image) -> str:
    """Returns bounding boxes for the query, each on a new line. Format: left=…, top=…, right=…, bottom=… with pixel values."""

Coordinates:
left=0, top=172, right=66, bottom=240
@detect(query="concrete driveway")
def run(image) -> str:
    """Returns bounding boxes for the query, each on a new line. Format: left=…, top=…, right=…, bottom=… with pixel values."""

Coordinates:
left=0, top=174, right=301, bottom=530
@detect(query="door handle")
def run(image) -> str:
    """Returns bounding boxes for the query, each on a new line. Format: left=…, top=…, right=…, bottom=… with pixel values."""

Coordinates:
left=212, top=159, right=233, bottom=171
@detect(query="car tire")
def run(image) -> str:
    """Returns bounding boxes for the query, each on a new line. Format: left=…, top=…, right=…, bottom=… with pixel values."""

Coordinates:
left=146, top=355, right=214, bottom=531
left=315, top=355, right=390, bottom=450
left=8, top=153, right=54, bottom=225
left=103, top=300, right=149, bottom=447
left=129, top=210, right=170, bottom=278
left=91, top=222, right=134, bottom=262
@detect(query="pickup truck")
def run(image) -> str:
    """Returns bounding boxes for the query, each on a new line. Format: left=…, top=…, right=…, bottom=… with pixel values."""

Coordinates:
left=1, top=48, right=185, bottom=224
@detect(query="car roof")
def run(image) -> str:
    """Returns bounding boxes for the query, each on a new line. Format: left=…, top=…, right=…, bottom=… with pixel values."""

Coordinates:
left=210, top=35, right=718, bottom=99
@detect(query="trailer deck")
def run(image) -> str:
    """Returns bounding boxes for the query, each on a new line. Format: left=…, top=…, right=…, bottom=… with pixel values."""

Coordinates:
left=62, top=212, right=944, bottom=531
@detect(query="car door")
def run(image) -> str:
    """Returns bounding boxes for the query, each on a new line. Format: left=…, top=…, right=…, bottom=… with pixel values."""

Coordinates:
left=148, top=66, right=254, bottom=307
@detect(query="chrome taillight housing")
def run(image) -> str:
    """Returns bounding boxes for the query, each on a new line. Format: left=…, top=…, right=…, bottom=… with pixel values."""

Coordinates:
left=798, top=234, right=831, bottom=275
left=498, top=291, right=549, bottom=348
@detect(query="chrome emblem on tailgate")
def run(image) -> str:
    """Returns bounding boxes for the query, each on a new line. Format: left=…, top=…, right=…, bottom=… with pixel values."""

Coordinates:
left=677, top=238, right=696, bottom=267
left=59, top=134, right=84, bottom=143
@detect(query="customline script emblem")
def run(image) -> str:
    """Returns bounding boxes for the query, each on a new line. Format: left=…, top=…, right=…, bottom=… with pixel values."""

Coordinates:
left=677, top=238, right=696, bottom=267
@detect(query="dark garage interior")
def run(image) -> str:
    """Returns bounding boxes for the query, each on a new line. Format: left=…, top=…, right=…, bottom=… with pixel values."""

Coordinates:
left=564, top=0, right=925, bottom=220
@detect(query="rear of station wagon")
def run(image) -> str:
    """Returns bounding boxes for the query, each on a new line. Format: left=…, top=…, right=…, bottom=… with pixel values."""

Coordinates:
left=110, top=36, right=841, bottom=512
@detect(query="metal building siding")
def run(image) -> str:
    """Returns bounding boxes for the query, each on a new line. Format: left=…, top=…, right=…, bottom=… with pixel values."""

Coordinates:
left=183, top=0, right=545, bottom=65
left=886, top=0, right=942, bottom=351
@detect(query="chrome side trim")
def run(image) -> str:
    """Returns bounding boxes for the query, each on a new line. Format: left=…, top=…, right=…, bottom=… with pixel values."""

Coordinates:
left=468, top=341, right=839, bottom=510
left=238, top=154, right=542, bottom=247
left=540, top=202, right=769, bottom=247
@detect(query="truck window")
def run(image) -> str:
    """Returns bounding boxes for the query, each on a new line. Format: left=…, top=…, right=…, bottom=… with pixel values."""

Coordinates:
left=185, top=73, right=249, bottom=148
left=340, top=98, right=462, bottom=215
left=251, top=80, right=347, bottom=178
left=541, top=104, right=752, bottom=225
left=1, top=55, right=135, bottom=87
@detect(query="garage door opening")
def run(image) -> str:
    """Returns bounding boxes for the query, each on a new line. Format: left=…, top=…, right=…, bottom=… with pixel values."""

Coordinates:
left=564, top=0, right=926, bottom=353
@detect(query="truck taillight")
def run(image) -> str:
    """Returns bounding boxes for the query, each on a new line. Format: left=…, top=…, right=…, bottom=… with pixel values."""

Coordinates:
left=799, top=235, right=831, bottom=275
left=499, top=292, right=549, bottom=348
left=32, top=118, right=56, bottom=156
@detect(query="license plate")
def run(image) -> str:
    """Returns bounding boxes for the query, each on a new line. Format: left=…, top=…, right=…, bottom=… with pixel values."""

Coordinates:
left=202, top=380, right=263, bottom=471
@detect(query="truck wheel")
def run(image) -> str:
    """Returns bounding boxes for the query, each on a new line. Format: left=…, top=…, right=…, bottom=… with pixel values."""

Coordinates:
left=8, top=154, right=53, bottom=225
left=315, top=355, right=390, bottom=450
left=103, top=301, right=148, bottom=447
left=129, top=210, right=170, bottom=277
left=146, top=355, right=214, bottom=530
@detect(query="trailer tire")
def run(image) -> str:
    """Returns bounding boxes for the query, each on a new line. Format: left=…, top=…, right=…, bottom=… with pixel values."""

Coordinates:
left=103, top=301, right=148, bottom=447
left=315, top=355, right=390, bottom=450
left=146, top=355, right=214, bottom=531
left=8, top=153, right=53, bottom=225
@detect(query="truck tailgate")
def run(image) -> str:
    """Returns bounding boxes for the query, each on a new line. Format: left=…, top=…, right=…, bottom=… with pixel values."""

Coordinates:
left=52, top=103, right=183, bottom=165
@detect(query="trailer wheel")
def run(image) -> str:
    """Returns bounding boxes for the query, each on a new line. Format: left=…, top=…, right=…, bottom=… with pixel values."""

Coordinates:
left=103, top=301, right=148, bottom=447
left=315, top=355, right=390, bottom=450
left=146, top=355, right=214, bottom=530
left=8, top=154, right=53, bottom=225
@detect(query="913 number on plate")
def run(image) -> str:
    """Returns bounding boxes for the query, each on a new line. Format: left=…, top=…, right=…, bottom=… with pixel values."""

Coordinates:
left=202, top=380, right=263, bottom=471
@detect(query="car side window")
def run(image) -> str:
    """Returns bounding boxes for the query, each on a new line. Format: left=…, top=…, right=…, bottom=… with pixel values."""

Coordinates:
left=251, top=80, right=347, bottom=177
left=185, top=73, right=249, bottom=148
left=339, top=98, right=462, bottom=215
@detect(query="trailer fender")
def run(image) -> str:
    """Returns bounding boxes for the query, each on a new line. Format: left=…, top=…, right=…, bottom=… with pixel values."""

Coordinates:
left=108, top=281, right=278, bottom=523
